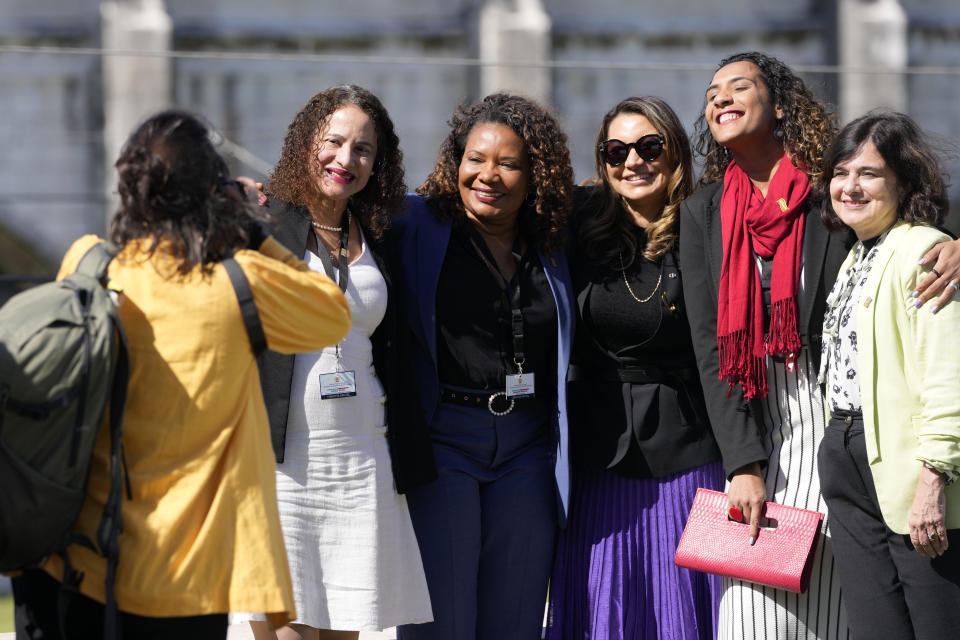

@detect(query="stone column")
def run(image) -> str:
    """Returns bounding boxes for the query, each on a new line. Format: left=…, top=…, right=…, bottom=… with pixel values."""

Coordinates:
left=478, top=0, right=552, bottom=106
left=100, top=0, right=173, bottom=225
left=837, top=0, right=908, bottom=124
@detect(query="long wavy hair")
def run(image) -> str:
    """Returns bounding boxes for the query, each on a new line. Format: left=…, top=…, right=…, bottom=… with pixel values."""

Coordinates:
left=266, top=84, right=406, bottom=239
left=817, top=110, right=949, bottom=231
left=417, top=92, right=573, bottom=253
left=109, top=109, right=260, bottom=275
left=693, top=51, right=836, bottom=183
left=578, top=96, right=693, bottom=268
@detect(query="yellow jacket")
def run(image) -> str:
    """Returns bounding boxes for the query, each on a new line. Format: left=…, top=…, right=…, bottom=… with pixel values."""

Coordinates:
left=44, top=235, right=350, bottom=627
left=832, top=221, right=960, bottom=534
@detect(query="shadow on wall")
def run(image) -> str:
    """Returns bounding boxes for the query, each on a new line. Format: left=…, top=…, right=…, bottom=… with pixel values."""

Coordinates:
left=0, top=223, right=54, bottom=305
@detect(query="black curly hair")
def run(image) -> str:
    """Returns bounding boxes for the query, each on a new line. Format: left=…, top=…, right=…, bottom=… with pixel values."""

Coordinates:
left=817, top=110, right=949, bottom=231
left=693, top=51, right=836, bottom=183
left=417, top=92, right=573, bottom=253
left=109, top=109, right=261, bottom=275
left=266, top=84, right=406, bottom=239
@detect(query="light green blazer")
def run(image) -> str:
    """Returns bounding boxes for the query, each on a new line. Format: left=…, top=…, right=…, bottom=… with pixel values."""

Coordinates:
left=831, top=220, right=960, bottom=534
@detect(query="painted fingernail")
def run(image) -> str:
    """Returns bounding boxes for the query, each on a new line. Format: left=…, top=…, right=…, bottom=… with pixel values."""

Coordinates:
left=919, top=258, right=928, bottom=265
left=911, top=290, right=919, bottom=298
left=932, top=304, right=940, bottom=314
left=749, top=536, right=756, bottom=546
left=915, top=299, right=923, bottom=308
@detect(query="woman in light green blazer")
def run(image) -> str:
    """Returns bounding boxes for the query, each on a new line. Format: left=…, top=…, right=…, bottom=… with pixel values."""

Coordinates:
left=816, top=110, right=960, bottom=639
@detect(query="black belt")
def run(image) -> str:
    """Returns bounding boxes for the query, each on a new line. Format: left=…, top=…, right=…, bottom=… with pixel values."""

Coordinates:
left=440, top=388, right=534, bottom=416
left=830, top=409, right=863, bottom=426
left=567, top=364, right=698, bottom=385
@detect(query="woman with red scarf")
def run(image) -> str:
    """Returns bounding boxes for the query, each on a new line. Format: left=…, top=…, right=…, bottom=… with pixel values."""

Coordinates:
left=679, top=51, right=960, bottom=639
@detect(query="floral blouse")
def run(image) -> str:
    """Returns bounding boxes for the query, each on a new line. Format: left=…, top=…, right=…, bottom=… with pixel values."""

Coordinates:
left=819, top=232, right=888, bottom=413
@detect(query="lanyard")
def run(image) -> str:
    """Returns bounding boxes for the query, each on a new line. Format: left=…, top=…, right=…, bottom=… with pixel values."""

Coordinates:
left=315, top=210, right=351, bottom=293
left=466, top=231, right=527, bottom=374
left=314, top=209, right=352, bottom=369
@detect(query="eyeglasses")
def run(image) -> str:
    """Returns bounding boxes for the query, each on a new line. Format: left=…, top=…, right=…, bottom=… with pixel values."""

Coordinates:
left=599, top=133, right=666, bottom=166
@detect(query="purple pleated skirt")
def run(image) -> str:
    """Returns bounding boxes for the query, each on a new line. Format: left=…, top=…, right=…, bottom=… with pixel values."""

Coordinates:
left=546, top=462, right=726, bottom=640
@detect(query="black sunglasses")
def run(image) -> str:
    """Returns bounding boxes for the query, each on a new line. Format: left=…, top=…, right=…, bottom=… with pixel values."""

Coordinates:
left=599, top=133, right=666, bottom=166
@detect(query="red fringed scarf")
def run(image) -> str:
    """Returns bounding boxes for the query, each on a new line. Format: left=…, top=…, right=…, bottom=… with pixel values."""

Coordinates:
left=717, top=154, right=809, bottom=400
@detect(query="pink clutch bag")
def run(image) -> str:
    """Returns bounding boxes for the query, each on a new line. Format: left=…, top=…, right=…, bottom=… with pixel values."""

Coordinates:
left=674, top=488, right=824, bottom=593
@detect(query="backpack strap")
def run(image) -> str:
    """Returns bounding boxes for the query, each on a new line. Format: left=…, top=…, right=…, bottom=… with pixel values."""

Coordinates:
left=75, top=241, right=119, bottom=281
left=57, top=239, right=130, bottom=640
left=223, top=257, right=267, bottom=357
left=96, top=315, right=129, bottom=640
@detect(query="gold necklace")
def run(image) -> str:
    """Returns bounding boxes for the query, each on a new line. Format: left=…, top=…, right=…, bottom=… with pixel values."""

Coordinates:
left=311, top=208, right=351, bottom=232
left=619, top=250, right=661, bottom=304
left=312, top=220, right=342, bottom=232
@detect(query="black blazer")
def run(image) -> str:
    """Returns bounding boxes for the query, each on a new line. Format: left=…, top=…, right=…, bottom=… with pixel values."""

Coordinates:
left=257, top=199, right=437, bottom=493
left=567, top=245, right=721, bottom=479
left=678, top=182, right=848, bottom=477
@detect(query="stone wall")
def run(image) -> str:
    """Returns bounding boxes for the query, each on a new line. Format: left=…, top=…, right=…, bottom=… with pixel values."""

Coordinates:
left=1, top=0, right=959, bottom=265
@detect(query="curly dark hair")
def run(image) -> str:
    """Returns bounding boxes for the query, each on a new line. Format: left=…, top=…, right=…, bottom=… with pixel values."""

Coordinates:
left=579, top=96, right=693, bottom=268
left=693, top=51, right=836, bottom=183
left=109, top=109, right=260, bottom=276
left=817, top=110, right=949, bottom=231
left=417, top=92, right=573, bottom=253
left=266, top=84, right=406, bottom=239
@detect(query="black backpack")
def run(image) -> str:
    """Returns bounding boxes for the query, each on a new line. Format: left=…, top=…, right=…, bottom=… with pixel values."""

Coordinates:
left=0, top=243, right=265, bottom=636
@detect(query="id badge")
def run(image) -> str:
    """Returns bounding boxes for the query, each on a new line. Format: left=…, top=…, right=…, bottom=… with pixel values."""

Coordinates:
left=319, top=370, right=357, bottom=399
left=505, top=372, right=535, bottom=398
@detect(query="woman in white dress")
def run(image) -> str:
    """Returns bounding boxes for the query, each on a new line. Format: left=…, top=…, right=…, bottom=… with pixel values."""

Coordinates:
left=248, top=85, right=433, bottom=640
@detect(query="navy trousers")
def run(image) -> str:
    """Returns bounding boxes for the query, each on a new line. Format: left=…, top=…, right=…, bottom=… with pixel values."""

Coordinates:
left=398, top=401, right=558, bottom=640
left=818, top=414, right=960, bottom=640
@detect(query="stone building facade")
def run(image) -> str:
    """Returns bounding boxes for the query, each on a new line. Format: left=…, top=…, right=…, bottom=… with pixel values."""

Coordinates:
left=1, top=0, right=959, bottom=272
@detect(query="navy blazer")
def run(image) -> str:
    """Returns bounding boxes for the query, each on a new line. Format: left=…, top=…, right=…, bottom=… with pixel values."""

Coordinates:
left=257, top=199, right=437, bottom=494
left=390, top=194, right=577, bottom=520
left=679, top=181, right=849, bottom=477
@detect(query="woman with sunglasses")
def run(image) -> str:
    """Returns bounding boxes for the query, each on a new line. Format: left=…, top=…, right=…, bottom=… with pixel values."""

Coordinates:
left=546, top=96, right=724, bottom=640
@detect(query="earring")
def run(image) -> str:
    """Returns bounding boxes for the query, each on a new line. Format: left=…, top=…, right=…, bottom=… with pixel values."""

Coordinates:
left=525, top=191, right=538, bottom=207
left=774, top=121, right=784, bottom=139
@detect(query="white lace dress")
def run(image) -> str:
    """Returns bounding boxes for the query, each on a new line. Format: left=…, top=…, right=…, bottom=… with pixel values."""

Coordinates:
left=272, top=234, right=432, bottom=630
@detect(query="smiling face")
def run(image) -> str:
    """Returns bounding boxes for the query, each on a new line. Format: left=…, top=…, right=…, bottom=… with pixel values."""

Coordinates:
left=458, top=122, right=530, bottom=229
left=829, top=139, right=901, bottom=240
left=705, top=60, right=783, bottom=152
left=603, top=113, right=670, bottom=224
left=309, top=104, right=377, bottom=203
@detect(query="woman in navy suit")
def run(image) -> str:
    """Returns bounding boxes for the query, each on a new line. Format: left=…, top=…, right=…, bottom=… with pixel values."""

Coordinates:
left=392, top=93, right=575, bottom=640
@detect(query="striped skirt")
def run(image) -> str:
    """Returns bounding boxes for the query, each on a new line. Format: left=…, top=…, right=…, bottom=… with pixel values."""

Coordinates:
left=716, top=350, right=850, bottom=640
left=546, top=461, right=726, bottom=640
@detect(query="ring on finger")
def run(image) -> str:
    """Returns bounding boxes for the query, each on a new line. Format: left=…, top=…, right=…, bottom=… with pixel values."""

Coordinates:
left=931, top=531, right=940, bottom=539
left=932, top=268, right=944, bottom=278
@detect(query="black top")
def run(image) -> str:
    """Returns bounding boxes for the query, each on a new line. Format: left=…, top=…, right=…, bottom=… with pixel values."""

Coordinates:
left=567, top=187, right=720, bottom=478
left=579, top=228, right=688, bottom=357
left=436, top=222, right=557, bottom=400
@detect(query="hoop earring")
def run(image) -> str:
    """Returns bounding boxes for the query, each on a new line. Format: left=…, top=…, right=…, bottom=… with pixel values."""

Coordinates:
left=525, top=191, right=538, bottom=207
